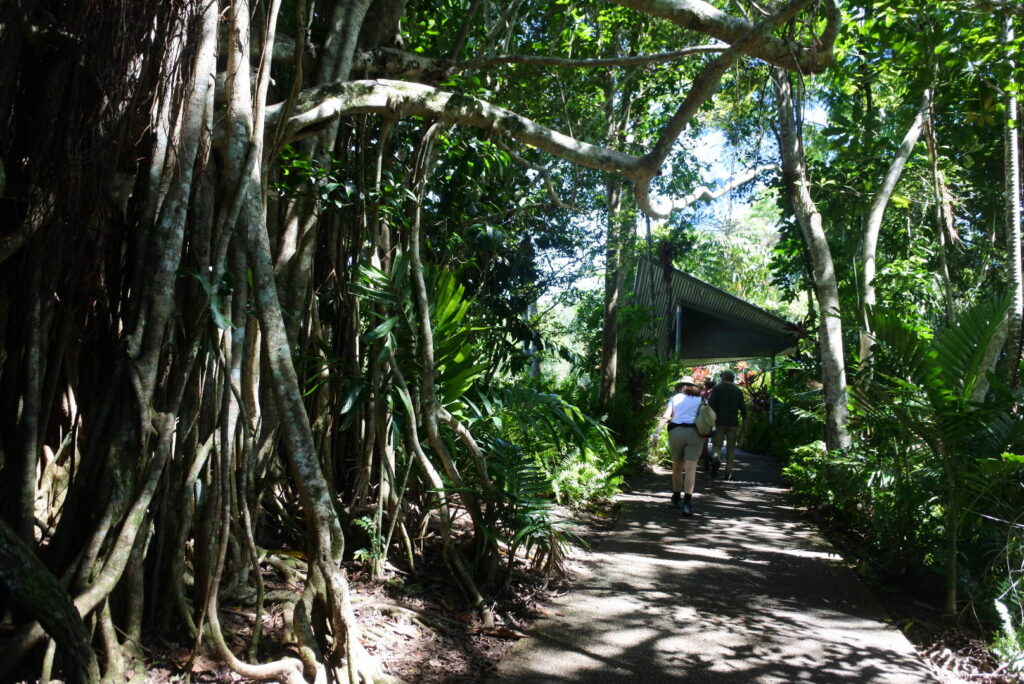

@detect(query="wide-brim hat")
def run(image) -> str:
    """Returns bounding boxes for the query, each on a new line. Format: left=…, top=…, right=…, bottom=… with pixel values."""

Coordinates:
left=676, top=376, right=697, bottom=386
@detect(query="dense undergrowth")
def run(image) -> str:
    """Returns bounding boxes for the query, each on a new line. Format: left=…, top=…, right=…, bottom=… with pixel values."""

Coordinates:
left=734, top=303, right=1024, bottom=678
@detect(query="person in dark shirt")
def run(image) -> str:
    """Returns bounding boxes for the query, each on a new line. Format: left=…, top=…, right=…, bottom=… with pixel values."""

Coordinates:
left=699, top=377, right=718, bottom=476
left=707, top=370, right=747, bottom=480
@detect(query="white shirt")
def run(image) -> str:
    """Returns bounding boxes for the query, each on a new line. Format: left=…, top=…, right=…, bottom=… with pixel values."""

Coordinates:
left=665, top=393, right=700, bottom=424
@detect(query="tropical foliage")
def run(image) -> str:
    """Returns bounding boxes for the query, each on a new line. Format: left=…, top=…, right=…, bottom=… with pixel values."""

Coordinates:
left=1, top=0, right=1024, bottom=680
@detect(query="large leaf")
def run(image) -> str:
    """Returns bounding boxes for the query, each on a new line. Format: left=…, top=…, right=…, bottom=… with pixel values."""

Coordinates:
left=930, top=294, right=1011, bottom=403
left=870, top=309, right=939, bottom=390
left=439, top=362, right=489, bottom=404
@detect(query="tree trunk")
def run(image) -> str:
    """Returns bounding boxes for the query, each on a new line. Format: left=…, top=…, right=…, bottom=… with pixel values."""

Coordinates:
left=772, top=67, right=850, bottom=452
left=0, top=518, right=99, bottom=684
left=224, top=1, right=377, bottom=678
left=1004, top=18, right=1023, bottom=388
left=600, top=178, right=624, bottom=406
left=859, top=89, right=930, bottom=363
left=974, top=19, right=1023, bottom=401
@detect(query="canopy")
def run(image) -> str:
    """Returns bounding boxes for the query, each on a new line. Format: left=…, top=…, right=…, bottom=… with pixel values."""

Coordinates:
left=632, top=256, right=800, bottom=364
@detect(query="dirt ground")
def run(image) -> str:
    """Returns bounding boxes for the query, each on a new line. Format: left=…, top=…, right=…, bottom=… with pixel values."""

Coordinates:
left=350, top=506, right=621, bottom=683
left=136, top=508, right=617, bottom=684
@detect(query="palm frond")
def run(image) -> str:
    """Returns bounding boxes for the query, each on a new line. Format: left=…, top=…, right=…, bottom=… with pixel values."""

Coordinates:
left=931, top=294, right=1010, bottom=402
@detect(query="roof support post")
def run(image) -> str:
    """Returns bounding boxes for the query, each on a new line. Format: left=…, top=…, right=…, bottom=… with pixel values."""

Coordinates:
left=675, top=303, right=683, bottom=357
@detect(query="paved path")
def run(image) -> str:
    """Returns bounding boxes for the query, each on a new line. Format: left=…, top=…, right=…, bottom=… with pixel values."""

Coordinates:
left=493, top=450, right=935, bottom=683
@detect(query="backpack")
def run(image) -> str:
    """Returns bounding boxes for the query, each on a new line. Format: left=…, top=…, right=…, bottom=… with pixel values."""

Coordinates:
left=696, top=400, right=716, bottom=437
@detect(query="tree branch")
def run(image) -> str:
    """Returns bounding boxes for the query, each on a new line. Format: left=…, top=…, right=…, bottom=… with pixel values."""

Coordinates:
left=349, top=0, right=836, bottom=80
left=859, top=88, right=930, bottom=361
left=270, top=0, right=837, bottom=220
left=642, top=0, right=824, bottom=169
left=350, top=46, right=727, bottom=82
left=659, top=164, right=778, bottom=212
left=269, top=79, right=646, bottom=176
left=493, top=140, right=578, bottom=211
left=607, top=0, right=838, bottom=73
left=459, top=45, right=727, bottom=70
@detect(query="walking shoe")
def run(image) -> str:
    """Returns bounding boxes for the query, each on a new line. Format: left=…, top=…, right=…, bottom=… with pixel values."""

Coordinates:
left=671, top=492, right=682, bottom=509
left=711, top=456, right=722, bottom=477
left=724, top=469, right=734, bottom=481
left=681, top=494, right=693, bottom=516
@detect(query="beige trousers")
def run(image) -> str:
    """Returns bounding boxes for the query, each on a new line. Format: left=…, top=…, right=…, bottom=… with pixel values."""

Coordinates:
left=712, top=425, right=739, bottom=472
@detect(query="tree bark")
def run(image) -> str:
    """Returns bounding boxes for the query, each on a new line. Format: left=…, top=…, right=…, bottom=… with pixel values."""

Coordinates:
left=772, top=67, right=850, bottom=452
left=1004, top=18, right=1023, bottom=388
left=600, top=179, right=625, bottom=406
left=974, top=18, right=1023, bottom=401
left=606, top=0, right=838, bottom=73
left=126, top=2, right=218, bottom=411
left=0, top=518, right=99, bottom=684
left=858, top=89, right=930, bottom=363
left=224, top=0, right=376, bottom=678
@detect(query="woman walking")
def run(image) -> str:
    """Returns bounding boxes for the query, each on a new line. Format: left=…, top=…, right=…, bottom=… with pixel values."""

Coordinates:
left=655, top=377, right=704, bottom=515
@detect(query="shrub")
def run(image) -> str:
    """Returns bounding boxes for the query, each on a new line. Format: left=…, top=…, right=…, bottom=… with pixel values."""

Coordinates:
left=994, top=599, right=1024, bottom=675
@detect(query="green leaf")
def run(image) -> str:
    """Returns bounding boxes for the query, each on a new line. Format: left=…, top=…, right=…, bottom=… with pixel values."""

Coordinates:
left=364, top=316, right=399, bottom=343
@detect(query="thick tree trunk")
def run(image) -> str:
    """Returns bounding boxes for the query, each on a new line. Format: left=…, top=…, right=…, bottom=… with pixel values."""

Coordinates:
left=224, top=1, right=377, bottom=679
left=0, top=518, right=99, bottom=684
left=773, top=67, right=850, bottom=452
left=17, top=264, right=43, bottom=544
left=126, top=2, right=218, bottom=411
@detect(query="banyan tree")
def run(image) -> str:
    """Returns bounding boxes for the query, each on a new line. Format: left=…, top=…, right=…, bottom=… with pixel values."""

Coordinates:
left=0, top=0, right=837, bottom=681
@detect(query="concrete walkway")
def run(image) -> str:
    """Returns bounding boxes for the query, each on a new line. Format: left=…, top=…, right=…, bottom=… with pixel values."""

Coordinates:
left=493, top=450, right=935, bottom=683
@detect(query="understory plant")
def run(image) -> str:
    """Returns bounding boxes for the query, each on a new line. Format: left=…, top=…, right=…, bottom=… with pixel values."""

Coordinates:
left=742, top=358, right=826, bottom=460
left=356, top=253, right=621, bottom=595
left=468, top=385, right=624, bottom=506
left=994, top=596, right=1024, bottom=675
left=483, top=438, right=585, bottom=583
left=853, top=295, right=1024, bottom=617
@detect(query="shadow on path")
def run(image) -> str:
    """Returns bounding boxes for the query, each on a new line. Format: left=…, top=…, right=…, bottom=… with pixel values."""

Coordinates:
left=491, top=450, right=935, bottom=683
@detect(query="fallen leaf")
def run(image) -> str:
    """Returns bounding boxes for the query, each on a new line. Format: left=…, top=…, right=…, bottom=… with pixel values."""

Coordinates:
left=480, top=626, right=528, bottom=639
left=390, top=623, right=419, bottom=638
left=190, top=655, right=220, bottom=673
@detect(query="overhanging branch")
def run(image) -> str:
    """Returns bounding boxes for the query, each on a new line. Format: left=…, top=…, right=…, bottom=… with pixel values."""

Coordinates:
left=269, top=79, right=646, bottom=176
left=608, top=0, right=838, bottom=73
left=636, top=164, right=779, bottom=218
left=349, top=45, right=728, bottom=82
left=269, top=0, right=836, bottom=219
left=271, top=79, right=774, bottom=219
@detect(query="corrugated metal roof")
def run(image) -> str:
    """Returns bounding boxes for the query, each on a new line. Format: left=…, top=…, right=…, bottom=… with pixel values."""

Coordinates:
left=633, top=256, right=800, bottom=364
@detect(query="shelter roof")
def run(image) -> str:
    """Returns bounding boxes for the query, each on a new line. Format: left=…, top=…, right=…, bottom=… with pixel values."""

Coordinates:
left=633, top=256, right=800, bottom=364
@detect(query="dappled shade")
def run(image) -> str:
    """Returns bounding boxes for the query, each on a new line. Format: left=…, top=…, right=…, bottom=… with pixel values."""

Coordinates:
left=633, top=257, right=800, bottom=364
left=496, top=452, right=934, bottom=683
